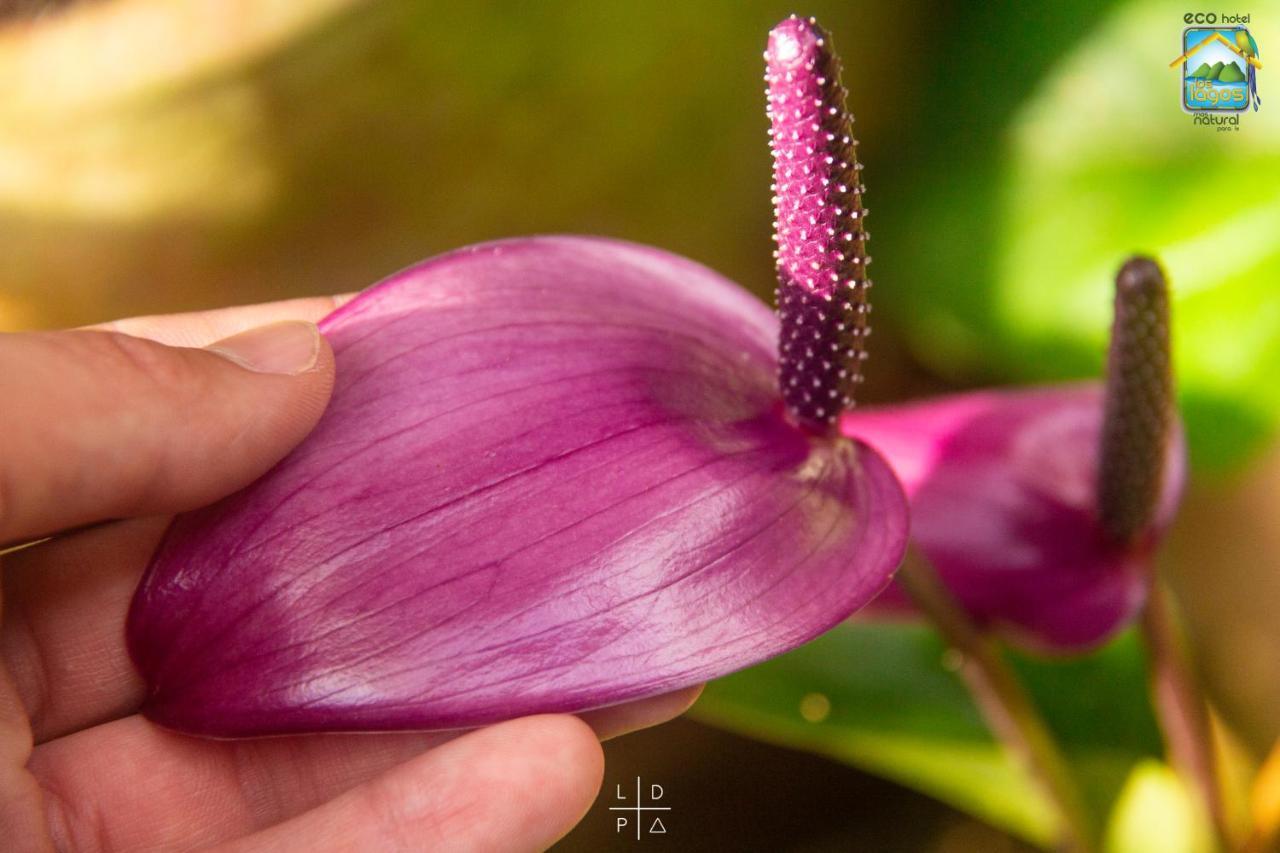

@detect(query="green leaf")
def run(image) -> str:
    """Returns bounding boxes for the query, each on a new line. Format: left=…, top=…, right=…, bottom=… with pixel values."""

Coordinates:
left=691, top=621, right=1162, bottom=848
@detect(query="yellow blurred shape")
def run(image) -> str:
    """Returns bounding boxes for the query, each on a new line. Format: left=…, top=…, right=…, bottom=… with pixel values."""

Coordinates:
left=798, top=692, right=832, bottom=724
left=0, top=292, right=36, bottom=330
left=0, top=0, right=361, bottom=221
left=1104, top=761, right=1215, bottom=853
left=0, top=0, right=363, bottom=119
left=0, top=83, right=273, bottom=220
left=1249, top=738, right=1280, bottom=849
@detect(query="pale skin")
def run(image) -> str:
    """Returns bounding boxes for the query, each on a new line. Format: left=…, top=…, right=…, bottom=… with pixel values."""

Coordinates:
left=0, top=296, right=701, bottom=852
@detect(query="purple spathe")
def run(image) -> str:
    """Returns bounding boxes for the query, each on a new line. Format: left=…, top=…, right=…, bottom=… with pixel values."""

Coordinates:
left=127, top=236, right=909, bottom=736
left=843, top=385, right=1185, bottom=651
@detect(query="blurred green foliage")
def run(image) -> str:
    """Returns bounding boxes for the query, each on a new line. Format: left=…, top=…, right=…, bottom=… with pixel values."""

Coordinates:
left=877, top=0, right=1280, bottom=472
left=995, top=0, right=1280, bottom=472
left=692, top=622, right=1162, bottom=848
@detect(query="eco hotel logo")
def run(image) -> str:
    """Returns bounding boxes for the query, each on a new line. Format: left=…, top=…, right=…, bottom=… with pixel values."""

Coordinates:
left=1171, top=20, right=1262, bottom=112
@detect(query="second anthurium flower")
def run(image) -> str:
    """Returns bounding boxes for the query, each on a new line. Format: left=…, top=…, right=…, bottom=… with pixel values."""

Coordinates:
left=126, top=16, right=910, bottom=736
left=847, top=257, right=1185, bottom=651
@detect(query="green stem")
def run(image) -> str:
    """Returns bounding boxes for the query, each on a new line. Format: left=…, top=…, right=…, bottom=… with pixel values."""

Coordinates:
left=897, top=551, right=1094, bottom=852
left=1140, top=580, right=1232, bottom=848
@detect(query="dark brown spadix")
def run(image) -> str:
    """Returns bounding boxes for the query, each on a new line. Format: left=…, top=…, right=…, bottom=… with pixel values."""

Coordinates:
left=1097, top=256, right=1175, bottom=545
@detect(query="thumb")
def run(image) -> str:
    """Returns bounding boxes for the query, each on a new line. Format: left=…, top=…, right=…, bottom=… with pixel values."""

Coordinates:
left=0, top=321, right=335, bottom=542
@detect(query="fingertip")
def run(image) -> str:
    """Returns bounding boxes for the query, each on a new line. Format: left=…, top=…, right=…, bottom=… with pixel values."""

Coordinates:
left=376, top=715, right=604, bottom=852
left=298, top=329, right=336, bottom=415
left=486, top=714, right=605, bottom=830
left=582, top=685, right=705, bottom=741
left=665, top=683, right=705, bottom=718
left=544, top=714, right=606, bottom=801
left=152, top=325, right=338, bottom=512
left=557, top=719, right=608, bottom=842
left=465, top=715, right=603, bottom=849
left=218, top=323, right=337, bottom=445
left=206, top=321, right=323, bottom=376
left=205, top=320, right=336, bottom=417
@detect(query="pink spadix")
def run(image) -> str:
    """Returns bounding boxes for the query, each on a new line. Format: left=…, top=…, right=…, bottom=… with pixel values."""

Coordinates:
left=766, top=15, right=871, bottom=434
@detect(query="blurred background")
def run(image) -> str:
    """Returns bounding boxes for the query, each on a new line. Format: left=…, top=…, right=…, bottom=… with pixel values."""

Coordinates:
left=3, top=0, right=1277, bottom=848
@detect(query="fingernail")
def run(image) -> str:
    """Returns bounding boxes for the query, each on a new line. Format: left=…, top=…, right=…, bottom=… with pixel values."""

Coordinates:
left=207, top=321, right=322, bottom=375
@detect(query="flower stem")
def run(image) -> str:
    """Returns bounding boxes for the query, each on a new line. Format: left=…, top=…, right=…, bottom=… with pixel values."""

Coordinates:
left=1139, top=580, right=1232, bottom=846
left=897, top=550, right=1094, bottom=852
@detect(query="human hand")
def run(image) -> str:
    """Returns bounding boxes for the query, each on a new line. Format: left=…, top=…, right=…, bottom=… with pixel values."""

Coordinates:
left=0, top=297, right=700, bottom=851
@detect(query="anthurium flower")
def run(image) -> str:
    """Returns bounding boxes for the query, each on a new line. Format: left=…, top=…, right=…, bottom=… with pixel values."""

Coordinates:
left=126, top=16, right=909, bottom=737
left=844, top=258, right=1184, bottom=650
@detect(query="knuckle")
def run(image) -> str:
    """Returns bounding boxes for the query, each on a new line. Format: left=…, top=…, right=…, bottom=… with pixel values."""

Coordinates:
left=93, top=331, right=194, bottom=393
